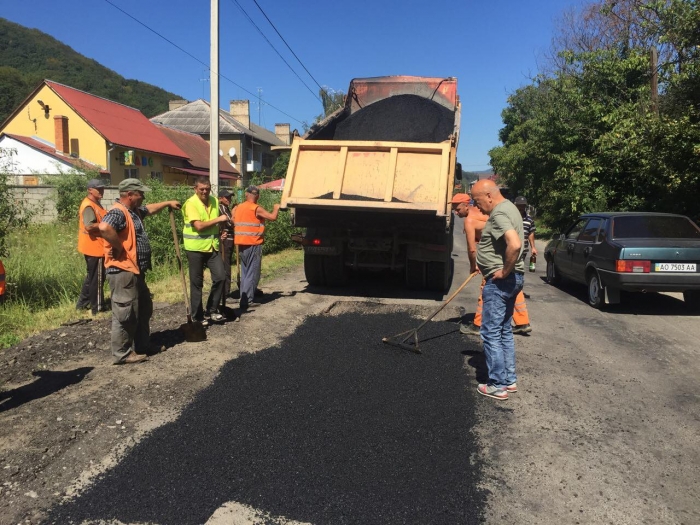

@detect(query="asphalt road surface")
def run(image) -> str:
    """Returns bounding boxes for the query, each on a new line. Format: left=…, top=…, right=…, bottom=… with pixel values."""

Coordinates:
left=44, top=216, right=700, bottom=524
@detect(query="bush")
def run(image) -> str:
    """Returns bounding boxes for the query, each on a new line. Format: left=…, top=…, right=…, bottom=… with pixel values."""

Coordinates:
left=0, top=172, right=30, bottom=258
left=49, top=171, right=92, bottom=223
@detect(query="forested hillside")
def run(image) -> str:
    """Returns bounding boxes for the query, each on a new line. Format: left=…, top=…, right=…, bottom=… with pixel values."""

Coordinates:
left=0, top=18, right=182, bottom=124
left=489, top=0, right=700, bottom=229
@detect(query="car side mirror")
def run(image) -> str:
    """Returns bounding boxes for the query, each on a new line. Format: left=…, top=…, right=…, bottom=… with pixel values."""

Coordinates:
left=552, top=233, right=564, bottom=241
left=455, top=162, right=463, bottom=181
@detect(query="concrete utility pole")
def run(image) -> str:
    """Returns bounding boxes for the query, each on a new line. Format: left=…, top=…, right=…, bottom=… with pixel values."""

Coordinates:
left=209, top=0, right=220, bottom=191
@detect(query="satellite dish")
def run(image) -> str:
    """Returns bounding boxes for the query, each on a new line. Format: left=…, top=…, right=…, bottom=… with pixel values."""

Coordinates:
left=228, top=147, right=236, bottom=157
left=219, top=149, right=223, bottom=156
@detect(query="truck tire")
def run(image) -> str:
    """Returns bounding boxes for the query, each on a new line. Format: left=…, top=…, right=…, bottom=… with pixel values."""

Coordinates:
left=323, top=254, right=348, bottom=286
left=304, top=253, right=326, bottom=286
left=426, top=260, right=452, bottom=291
left=406, top=259, right=425, bottom=289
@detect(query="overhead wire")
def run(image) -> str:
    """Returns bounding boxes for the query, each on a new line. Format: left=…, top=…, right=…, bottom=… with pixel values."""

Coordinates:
left=250, top=0, right=327, bottom=97
left=228, top=0, right=322, bottom=103
left=101, top=0, right=305, bottom=125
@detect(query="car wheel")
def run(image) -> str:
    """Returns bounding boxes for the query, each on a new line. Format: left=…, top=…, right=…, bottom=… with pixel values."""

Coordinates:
left=587, top=270, right=605, bottom=309
left=546, top=259, right=561, bottom=285
left=683, top=290, right=700, bottom=312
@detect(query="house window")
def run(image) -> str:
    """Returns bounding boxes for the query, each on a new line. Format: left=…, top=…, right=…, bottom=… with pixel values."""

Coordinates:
left=150, top=171, right=163, bottom=181
left=124, top=168, right=139, bottom=179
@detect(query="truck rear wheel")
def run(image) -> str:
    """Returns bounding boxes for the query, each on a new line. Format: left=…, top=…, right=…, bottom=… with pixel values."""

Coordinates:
left=304, top=253, right=326, bottom=286
left=304, top=253, right=347, bottom=287
left=426, top=260, right=452, bottom=292
left=406, top=259, right=425, bottom=289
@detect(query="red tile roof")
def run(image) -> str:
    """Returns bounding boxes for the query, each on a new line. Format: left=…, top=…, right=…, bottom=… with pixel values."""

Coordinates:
left=45, top=81, right=189, bottom=159
left=3, top=133, right=109, bottom=174
left=155, top=124, right=239, bottom=175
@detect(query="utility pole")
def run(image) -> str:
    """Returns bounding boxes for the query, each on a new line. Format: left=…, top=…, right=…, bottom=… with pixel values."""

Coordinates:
left=209, top=0, right=220, bottom=191
left=650, top=47, right=659, bottom=116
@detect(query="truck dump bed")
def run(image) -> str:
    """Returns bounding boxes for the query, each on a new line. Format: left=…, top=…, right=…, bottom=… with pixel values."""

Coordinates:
left=281, top=76, right=460, bottom=218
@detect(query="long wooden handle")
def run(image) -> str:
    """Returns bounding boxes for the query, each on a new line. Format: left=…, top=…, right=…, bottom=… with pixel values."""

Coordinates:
left=235, top=244, right=241, bottom=288
left=402, top=271, right=480, bottom=342
left=169, top=209, right=192, bottom=319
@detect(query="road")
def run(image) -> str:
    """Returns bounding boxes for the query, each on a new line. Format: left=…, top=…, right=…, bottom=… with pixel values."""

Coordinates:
left=5, top=216, right=700, bottom=524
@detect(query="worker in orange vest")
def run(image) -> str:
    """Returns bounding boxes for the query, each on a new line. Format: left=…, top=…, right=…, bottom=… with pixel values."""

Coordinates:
left=233, top=185, right=279, bottom=310
left=452, top=193, right=531, bottom=336
left=99, top=178, right=181, bottom=365
left=0, top=258, right=6, bottom=303
left=76, top=179, right=108, bottom=315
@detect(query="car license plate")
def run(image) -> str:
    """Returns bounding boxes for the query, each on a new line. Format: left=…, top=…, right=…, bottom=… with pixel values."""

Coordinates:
left=654, top=263, right=697, bottom=272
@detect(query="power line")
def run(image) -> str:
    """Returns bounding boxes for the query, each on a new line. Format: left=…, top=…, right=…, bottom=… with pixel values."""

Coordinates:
left=228, top=0, right=322, bottom=103
left=250, top=0, right=327, bottom=96
left=102, top=0, right=305, bottom=125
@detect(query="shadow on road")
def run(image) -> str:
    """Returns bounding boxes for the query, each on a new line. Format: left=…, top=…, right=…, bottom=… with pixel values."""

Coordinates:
left=539, top=277, right=699, bottom=317
left=0, top=367, right=93, bottom=413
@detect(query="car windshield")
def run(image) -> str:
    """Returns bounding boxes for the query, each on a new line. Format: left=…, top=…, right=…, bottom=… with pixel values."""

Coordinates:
left=612, top=215, right=700, bottom=239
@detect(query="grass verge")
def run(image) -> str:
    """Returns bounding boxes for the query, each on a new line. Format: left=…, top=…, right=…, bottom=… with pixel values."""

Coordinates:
left=0, top=221, right=304, bottom=348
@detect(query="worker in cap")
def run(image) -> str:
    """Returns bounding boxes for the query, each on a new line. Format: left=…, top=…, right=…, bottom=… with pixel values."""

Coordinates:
left=76, top=178, right=108, bottom=315
left=218, top=187, right=236, bottom=311
left=233, top=185, right=280, bottom=310
left=99, top=178, right=181, bottom=364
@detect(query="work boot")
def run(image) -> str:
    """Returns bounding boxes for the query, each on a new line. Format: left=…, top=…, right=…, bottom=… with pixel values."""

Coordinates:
left=116, top=352, right=148, bottom=365
left=459, top=322, right=481, bottom=336
left=512, top=323, right=532, bottom=335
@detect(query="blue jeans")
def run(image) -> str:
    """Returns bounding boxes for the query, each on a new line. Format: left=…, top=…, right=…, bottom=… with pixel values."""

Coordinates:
left=480, top=272, right=524, bottom=388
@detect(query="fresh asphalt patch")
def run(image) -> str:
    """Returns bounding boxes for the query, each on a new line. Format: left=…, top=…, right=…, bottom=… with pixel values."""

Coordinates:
left=48, top=304, right=487, bottom=525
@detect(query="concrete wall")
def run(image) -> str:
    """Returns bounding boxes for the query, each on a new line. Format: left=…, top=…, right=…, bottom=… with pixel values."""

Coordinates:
left=10, top=186, right=121, bottom=224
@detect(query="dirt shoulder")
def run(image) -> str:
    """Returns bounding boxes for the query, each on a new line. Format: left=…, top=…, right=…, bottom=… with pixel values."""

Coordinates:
left=0, top=265, right=341, bottom=525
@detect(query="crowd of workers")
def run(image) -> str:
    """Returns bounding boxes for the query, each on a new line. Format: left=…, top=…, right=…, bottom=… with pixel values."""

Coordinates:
left=76, top=177, right=278, bottom=365
left=76, top=176, right=532, bottom=400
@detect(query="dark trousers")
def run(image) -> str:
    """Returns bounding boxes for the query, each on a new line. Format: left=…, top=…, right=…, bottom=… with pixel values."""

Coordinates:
left=77, top=255, right=105, bottom=314
left=239, top=244, right=262, bottom=309
left=185, top=250, right=226, bottom=321
left=106, top=271, right=152, bottom=363
left=221, top=239, right=234, bottom=307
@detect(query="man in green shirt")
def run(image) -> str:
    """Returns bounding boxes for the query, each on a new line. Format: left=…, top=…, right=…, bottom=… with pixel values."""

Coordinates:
left=471, top=179, right=524, bottom=401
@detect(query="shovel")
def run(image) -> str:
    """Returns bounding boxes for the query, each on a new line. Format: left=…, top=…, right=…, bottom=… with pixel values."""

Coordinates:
left=235, top=244, right=241, bottom=291
left=382, top=271, right=479, bottom=354
left=169, top=209, right=207, bottom=342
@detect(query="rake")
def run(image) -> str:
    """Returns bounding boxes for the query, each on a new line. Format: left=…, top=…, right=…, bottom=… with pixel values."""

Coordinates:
left=382, top=271, right=479, bottom=354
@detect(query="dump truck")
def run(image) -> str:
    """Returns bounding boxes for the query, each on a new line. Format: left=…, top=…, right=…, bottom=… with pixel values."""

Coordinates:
left=281, top=75, right=461, bottom=291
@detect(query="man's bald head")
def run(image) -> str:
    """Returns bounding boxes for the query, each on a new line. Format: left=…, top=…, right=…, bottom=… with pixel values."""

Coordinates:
left=470, top=179, right=504, bottom=214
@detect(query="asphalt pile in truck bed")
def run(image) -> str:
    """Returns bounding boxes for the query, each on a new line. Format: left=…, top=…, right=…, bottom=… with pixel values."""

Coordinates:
left=333, top=94, right=455, bottom=143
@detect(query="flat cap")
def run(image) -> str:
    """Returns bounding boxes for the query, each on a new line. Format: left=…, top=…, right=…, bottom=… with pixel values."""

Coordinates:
left=218, top=187, right=234, bottom=198
left=514, top=196, right=528, bottom=205
left=118, top=178, right=151, bottom=193
left=245, top=185, right=260, bottom=195
left=87, top=178, right=106, bottom=189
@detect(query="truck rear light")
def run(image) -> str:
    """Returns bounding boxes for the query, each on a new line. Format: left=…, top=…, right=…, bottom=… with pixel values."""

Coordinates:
left=616, top=260, right=650, bottom=273
left=312, top=238, right=322, bottom=246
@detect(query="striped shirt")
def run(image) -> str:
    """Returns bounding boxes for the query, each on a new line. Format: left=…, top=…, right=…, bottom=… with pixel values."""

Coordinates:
left=102, top=204, right=152, bottom=274
left=522, top=214, right=536, bottom=253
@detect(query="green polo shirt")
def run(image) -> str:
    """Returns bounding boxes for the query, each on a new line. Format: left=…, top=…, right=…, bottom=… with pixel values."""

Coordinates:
left=476, top=199, right=525, bottom=278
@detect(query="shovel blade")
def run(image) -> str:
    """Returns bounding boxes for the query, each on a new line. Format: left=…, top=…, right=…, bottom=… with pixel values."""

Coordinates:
left=180, top=320, right=207, bottom=342
left=382, top=337, right=421, bottom=354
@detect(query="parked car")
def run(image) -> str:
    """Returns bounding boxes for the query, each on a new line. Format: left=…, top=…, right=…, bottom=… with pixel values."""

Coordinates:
left=544, top=212, right=700, bottom=310
left=0, top=258, right=5, bottom=304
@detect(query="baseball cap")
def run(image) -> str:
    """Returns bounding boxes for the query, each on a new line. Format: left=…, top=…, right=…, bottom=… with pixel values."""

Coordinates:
left=118, top=178, right=151, bottom=193
left=450, top=193, right=471, bottom=204
left=245, top=185, right=260, bottom=195
left=514, top=196, right=528, bottom=205
left=87, top=178, right=106, bottom=189
left=218, top=188, right=234, bottom=198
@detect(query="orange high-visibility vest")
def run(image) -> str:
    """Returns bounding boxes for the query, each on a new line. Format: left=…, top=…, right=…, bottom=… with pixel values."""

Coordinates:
left=234, top=201, right=264, bottom=246
left=78, top=197, right=107, bottom=257
left=103, top=202, right=140, bottom=274
left=0, top=259, right=5, bottom=298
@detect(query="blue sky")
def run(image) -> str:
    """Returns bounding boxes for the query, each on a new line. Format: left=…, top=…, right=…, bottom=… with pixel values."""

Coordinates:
left=3, top=0, right=583, bottom=171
